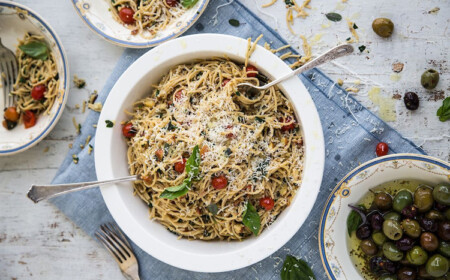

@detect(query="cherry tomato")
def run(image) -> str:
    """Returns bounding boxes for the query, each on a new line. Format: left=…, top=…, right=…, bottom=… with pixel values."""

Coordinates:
left=174, top=158, right=187, bottom=173
left=226, top=133, right=234, bottom=139
left=222, top=79, right=230, bottom=87
left=211, top=175, right=228, bottom=190
left=165, top=0, right=179, bottom=7
left=279, top=117, right=296, bottom=132
left=174, top=90, right=183, bottom=102
left=155, top=149, right=164, bottom=161
left=376, top=142, right=389, bottom=157
left=23, top=111, right=36, bottom=128
left=31, top=84, right=46, bottom=101
left=4, top=107, right=19, bottom=122
left=122, top=122, right=136, bottom=138
left=260, top=197, right=274, bottom=211
left=246, top=65, right=258, bottom=78
left=119, top=7, right=135, bottom=24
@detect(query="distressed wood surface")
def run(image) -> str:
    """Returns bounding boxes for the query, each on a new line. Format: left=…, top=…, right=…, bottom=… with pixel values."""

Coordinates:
left=0, top=0, right=448, bottom=279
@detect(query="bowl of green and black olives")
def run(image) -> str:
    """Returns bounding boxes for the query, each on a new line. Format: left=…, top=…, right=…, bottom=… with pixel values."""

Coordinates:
left=319, top=154, right=450, bottom=280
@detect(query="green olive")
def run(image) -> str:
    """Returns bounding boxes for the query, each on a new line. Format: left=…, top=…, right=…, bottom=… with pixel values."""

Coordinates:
left=439, top=241, right=450, bottom=258
left=406, top=246, right=428, bottom=265
left=426, top=254, right=449, bottom=277
left=421, top=69, right=440, bottom=90
left=401, top=219, right=421, bottom=238
left=433, top=184, right=450, bottom=206
left=426, top=210, right=445, bottom=221
left=414, top=185, right=434, bottom=212
left=372, top=231, right=388, bottom=246
left=383, top=219, right=403, bottom=240
left=384, top=212, right=402, bottom=222
left=360, top=239, right=378, bottom=256
left=393, top=190, right=413, bottom=213
left=379, top=274, right=398, bottom=280
left=383, top=242, right=404, bottom=261
left=372, top=18, right=394, bottom=38
left=374, top=192, right=393, bottom=210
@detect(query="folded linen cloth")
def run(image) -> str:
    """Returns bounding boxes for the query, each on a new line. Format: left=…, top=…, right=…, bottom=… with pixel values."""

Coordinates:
left=51, top=1, right=424, bottom=279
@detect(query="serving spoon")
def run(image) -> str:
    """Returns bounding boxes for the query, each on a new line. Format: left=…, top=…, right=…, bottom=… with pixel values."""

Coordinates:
left=237, top=44, right=354, bottom=93
left=27, top=175, right=140, bottom=203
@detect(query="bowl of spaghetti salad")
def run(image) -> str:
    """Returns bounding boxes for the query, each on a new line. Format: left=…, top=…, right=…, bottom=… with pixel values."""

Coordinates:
left=0, top=2, right=69, bottom=155
left=95, top=34, right=324, bottom=272
left=71, top=0, right=209, bottom=48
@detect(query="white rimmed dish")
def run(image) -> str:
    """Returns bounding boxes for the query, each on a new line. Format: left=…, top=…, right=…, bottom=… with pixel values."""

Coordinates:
left=0, top=1, right=69, bottom=156
left=70, top=0, right=209, bottom=48
left=95, top=34, right=325, bottom=272
left=319, top=154, right=450, bottom=280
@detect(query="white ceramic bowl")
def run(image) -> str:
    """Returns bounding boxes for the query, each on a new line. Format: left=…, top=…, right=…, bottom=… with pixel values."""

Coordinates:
left=70, top=0, right=209, bottom=48
left=0, top=1, right=69, bottom=156
left=319, top=154, right=450, bottom=280
left=95, top=34, right=325, bottom=272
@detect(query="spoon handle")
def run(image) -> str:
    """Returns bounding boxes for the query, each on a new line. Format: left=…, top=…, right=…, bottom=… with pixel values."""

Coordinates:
left=263, top=44, right=354, bottom=89
left=27, top=175, right=138, bottom=203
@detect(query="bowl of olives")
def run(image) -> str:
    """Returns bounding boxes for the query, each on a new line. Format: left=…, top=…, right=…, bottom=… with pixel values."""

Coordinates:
left=319, top=154, right=450, bottom=280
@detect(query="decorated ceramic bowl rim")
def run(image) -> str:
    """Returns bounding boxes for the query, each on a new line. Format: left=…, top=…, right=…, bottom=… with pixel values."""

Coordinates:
left=70, top=0, right=210, bottom=48
left=95, top=33, right=325, bottom=272
left=318, top=153, right=450, bottom=280
left=0, top=1, right=69, bottom=156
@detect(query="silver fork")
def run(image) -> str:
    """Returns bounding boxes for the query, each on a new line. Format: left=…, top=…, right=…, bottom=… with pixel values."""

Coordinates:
left=95, top=223, right=140, bottom=280
left=0, top=38, right=18, bottom=110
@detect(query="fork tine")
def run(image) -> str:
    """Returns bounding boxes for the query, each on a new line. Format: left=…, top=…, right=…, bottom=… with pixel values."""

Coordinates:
left=100, top=225, right=132, bottom=258
left=108, top=223, right=132, bottom=250
left=0, top=60, right=11, bottom=108
left=5, top=58, right=14, bottom=108
left=95, top=232, right=124, bottom=263
left=8, top=55, right=18, bottom=107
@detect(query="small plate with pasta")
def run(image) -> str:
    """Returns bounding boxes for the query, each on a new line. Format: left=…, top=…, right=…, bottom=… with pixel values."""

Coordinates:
left=70, top=0, right=209, bottom=48
left=0, top=1, right=69, bottom=155
left=95, top=34, right=325, bottom=272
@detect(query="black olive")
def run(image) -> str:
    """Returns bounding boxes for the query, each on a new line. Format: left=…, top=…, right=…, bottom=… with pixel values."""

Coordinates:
left=396, top=236, right=415, bottom=251
left=356, top=224, right=372, bottom=239
left=401, top=205, right=418, bottom=219
left=397, top=266, right=417, bottom=280
left=435, top=202, right=448, bottom=212
left=403, top=92, right=419, bottom=110
left=419, top=217, right=437, bottom=232
left=4, top=119, right=17, bottom=130
left=370, top=256, right=383, bottom=272
left=438, top=221, right=450, bottom=241
left=369, top=212, right=384, bottom=231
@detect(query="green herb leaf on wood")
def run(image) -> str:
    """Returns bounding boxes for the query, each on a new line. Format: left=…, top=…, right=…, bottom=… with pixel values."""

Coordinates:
left=281, top=255, right=316, bottom=280
left=437, top=97, right=450, bottom=122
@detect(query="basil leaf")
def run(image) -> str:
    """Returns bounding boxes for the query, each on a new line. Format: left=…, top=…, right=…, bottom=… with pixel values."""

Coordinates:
left=284, top=0, right=294, bottom=6
left=242, top=202, right=260, bottom=236
left=325, top=12, right=342, bottom=22
left=281, top=255, right=316, bottom=280
left=358, top=45, right=366, bottom=53
left=19, top=41, right=49, bottom=60
left=229, top=19, right=240, bottom=27
left=347, top=209, right=362, bottom=237
left=185, top=145, right=200, bottom=178
left=181, top=0, right=198, bottom=8
left=437, top=97, right=450, bottom=122
left=105, top=120, right=114, bottom=127
left=159, top=186, right=190, bottom=199
left=207, top=203, right=218, bottom=215
left=163, top=178, right=191, bottom=193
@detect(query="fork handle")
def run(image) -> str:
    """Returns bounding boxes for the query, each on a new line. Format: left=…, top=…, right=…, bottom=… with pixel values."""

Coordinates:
left=27, top=175, right=137, bottom=203
left=263, top=44, right=354, bottom=89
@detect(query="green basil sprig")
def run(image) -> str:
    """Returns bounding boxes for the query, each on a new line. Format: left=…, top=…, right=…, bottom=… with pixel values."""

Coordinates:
left=347, top=205, right=365, bottom=236
left=281, top=255, right=316, bottom=280
left=19, top=41, right=49, bottom=60
left=160, top=145, right=200, bottom=199
left=242, top=202, right=261, bottom=236
left=181, top=0, right=199, bottom=8
left=437, top=97, right=450, bottom=122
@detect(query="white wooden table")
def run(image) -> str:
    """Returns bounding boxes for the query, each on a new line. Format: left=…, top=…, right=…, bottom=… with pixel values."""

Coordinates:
left=1, top=0, right=448, bottom=279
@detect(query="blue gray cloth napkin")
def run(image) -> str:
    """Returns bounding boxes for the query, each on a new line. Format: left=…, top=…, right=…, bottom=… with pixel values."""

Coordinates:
left=51, top=1, right=425, bottom=279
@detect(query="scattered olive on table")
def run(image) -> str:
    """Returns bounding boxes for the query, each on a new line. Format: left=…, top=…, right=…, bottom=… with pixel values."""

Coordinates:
left=372, top=18, right=394, bottom=38
left=421, top=69, right=440, bottom=90
left=348, top=183, right=450, bottom=279
left=403, top=92, right=420, bottom=110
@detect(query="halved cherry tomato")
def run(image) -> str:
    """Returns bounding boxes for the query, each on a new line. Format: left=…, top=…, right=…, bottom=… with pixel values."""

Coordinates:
left=211, top=175, right=228, bottom=190
left=222, top=79, right=230, bottom=87
left=174, top=90, right=183, bottom=102
left=4, top=107, right=19, bottom=122
left=119, top=7, right=135, bottom=24
left=165, top=0, right=179, bottom=7
left=31, top=84, right=46, bottom=101
left=246, top=65, right=258, bottom=78
left=376, top=142, right=389, bottom=157
left=23, top=111, right=36, bottom=128
left=174, top=158, right=187, bottom=173
left=122, top=122, right=136, bottom=138
left=260, top=197, right=274, bottom=210
left=279, top=116, right=296, bottom=132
